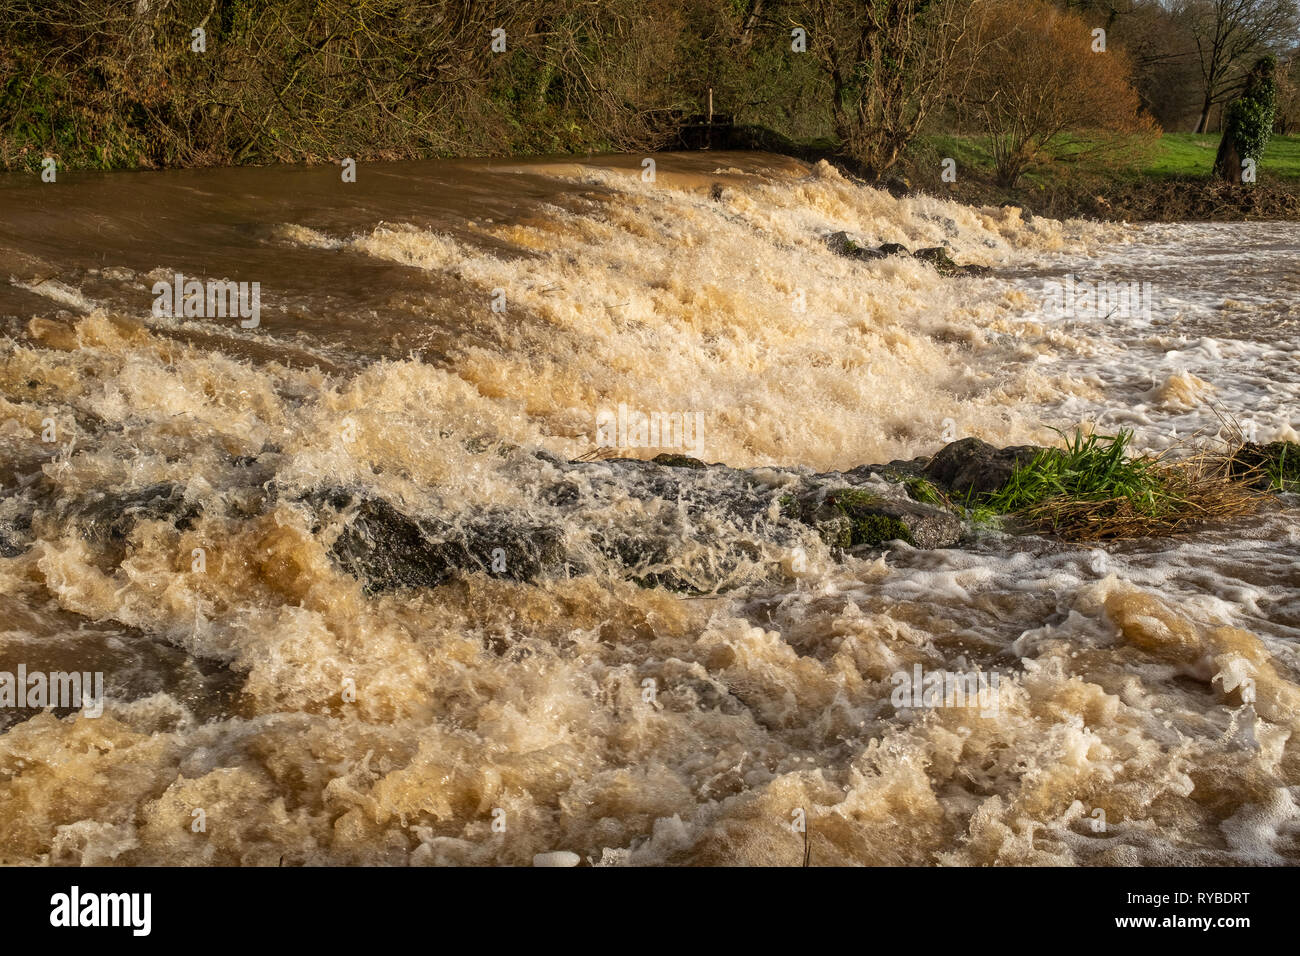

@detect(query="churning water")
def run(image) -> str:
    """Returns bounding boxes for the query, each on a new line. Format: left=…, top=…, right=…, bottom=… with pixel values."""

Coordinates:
left=0, top=153, right=1296, bottom=865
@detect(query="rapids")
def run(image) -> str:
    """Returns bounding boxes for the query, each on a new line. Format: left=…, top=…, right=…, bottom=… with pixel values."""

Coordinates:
left=0, top=153, right=1296, bottom=865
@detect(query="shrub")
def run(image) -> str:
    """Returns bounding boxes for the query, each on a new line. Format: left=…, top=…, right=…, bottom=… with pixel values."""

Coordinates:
left=951, top=0, right=1154, bottom=187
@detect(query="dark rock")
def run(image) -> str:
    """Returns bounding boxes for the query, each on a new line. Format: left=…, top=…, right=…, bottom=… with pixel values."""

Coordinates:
left=788, top=486, right=961, bottom=551
left=882, top=177, right=912, bottom=199
left=0, top=528, right=27, bottom=558
left=845, top=457, right=931, bottom=483
left=1228, top=441, right=1300, bottom=491
left=66, top=483, right=202, bottom=548
left=915, top=246, right=959, bottom=273
left=908, top=246, right=991, bottom=278
left=826, top=231, right=886, bottom=261
left=877, top=242, right=911, bottom=257
left=652, top=453, right=707, bottom=470
left=923, top=438, right=1048, bottom=502
left=316, top=492, right=566, bottom=592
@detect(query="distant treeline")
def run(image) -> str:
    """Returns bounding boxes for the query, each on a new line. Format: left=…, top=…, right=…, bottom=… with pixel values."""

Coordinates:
left=1, top=0, right=1297, bottom=176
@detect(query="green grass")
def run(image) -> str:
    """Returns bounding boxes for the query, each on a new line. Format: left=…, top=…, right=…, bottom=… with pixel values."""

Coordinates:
left=1259, top=442, right=1300, bottom=493
left=1148, top=132, right=1300, bottom=178
left=901, top=476, right=947, bottom=507
left=919, top=131, right=1300, bottom=184
left=966, top=505, right=1003, bottom=528
left=975, top=428, right=1272, bottom=541
left=1267, top=445, right=1299, bottom=492
left=985, top=429, right=1173, bottom=518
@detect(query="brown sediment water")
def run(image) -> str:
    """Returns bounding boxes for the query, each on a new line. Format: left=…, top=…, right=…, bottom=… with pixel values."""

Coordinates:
left=0, top=153, right=1296, bottom=866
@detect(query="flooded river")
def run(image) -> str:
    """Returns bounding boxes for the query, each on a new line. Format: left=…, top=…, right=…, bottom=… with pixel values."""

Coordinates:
left=0, top=153, right=1296, bottom=865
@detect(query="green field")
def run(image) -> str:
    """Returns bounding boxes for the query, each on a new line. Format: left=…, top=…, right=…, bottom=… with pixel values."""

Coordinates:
left=919, top=132, right=1300, bottom=184
left=1148, top=132, right=1300, bottom=177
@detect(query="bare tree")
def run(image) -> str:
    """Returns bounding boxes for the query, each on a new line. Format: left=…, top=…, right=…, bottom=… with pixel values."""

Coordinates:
left=797, top=0, right=974, bottom=180
left=1277, top=50, right=1300, bottom=131
left=1180, top=0, right=1299, bottom=133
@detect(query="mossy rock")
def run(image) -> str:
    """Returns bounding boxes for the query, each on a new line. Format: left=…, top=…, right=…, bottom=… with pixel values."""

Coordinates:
left=850, top=512, right=915, bottom=547
left=825, top=489, right=915, bottom=547
left=652, top=453, right=707, bottom=470
left=826, top=231, right=886, bottom=262
left=788, top=486, right=960, bottom=551
left=914, top=246, right=958, bottom=271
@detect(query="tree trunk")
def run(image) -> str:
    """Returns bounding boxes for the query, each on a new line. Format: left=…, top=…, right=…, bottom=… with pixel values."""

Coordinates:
left=739, top=0, right=764, bottom=51
left=1213, top=135, right=1241, bottom=182
left=1195, top=97, right=1213, bottom=134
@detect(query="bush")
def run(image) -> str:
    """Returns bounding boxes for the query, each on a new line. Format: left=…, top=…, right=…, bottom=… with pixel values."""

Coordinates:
left=951, top=0, right=1154, bottom=187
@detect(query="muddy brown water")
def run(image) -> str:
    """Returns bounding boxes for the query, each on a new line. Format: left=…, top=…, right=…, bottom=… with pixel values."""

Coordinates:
left=0, top=153, right=1296, bottom=865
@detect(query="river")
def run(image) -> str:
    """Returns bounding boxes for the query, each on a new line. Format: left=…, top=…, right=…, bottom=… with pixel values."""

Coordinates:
left=0, top=152, right=1296, bottom=865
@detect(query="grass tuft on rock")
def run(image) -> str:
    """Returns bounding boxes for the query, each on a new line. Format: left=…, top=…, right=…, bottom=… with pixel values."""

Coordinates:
left=985, top=428, right=1265, bottom=540
left=1228, top=440, right=1300, bottom=493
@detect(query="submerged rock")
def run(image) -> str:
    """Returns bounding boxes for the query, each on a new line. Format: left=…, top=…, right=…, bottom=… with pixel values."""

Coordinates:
left=786, top=485, right=962, bottom=550
left=825, top=231, right=886, bottom=261
left=313, top=492, right=566, bottom=593
left=41, top=483, right=204, bottom=569
left=826, top=233, right=991, bottom=276
left=652, top=453, right=708, bottom=470
left=914, top=246, right=992, bottom=277
left=303, top=446, right=975, bottom=595
left=64, top=483, right=202, bottom=547
left=0, top=524, right=28, bottom=558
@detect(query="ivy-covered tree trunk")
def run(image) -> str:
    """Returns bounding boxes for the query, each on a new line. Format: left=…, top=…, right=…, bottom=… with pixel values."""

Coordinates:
left=1213, top=56, right=1278, bottom=184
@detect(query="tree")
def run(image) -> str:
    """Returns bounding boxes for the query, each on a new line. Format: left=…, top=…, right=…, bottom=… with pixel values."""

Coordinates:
left=797, top=0, right=974, bottom=180
left=1213, top=54, right=1278, bottom=179
left=954, top=0, right=1154, bottom=187
left=1273, top=50, right=1300, bottom=132
left=1180, top=0, right=1298, bottom=133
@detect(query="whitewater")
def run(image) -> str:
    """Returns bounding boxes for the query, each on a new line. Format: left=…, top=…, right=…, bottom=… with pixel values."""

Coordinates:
left=0, top=153, right=1296, bottom=865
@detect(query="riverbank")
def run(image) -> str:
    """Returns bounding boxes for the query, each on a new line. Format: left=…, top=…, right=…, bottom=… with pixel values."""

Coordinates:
left=902, top=132, right=1300, bottom=222
left=694, top=126, right=1300, bottom=221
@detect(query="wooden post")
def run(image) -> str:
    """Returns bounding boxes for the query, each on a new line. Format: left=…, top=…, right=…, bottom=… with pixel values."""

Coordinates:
left=707, top=88, right=714, bottom=149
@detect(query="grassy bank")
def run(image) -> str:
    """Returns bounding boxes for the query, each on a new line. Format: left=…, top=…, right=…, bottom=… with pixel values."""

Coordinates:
left=919, top=131, right=1300, bottom=182
left=905, top=132, right=1300, bottom=220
